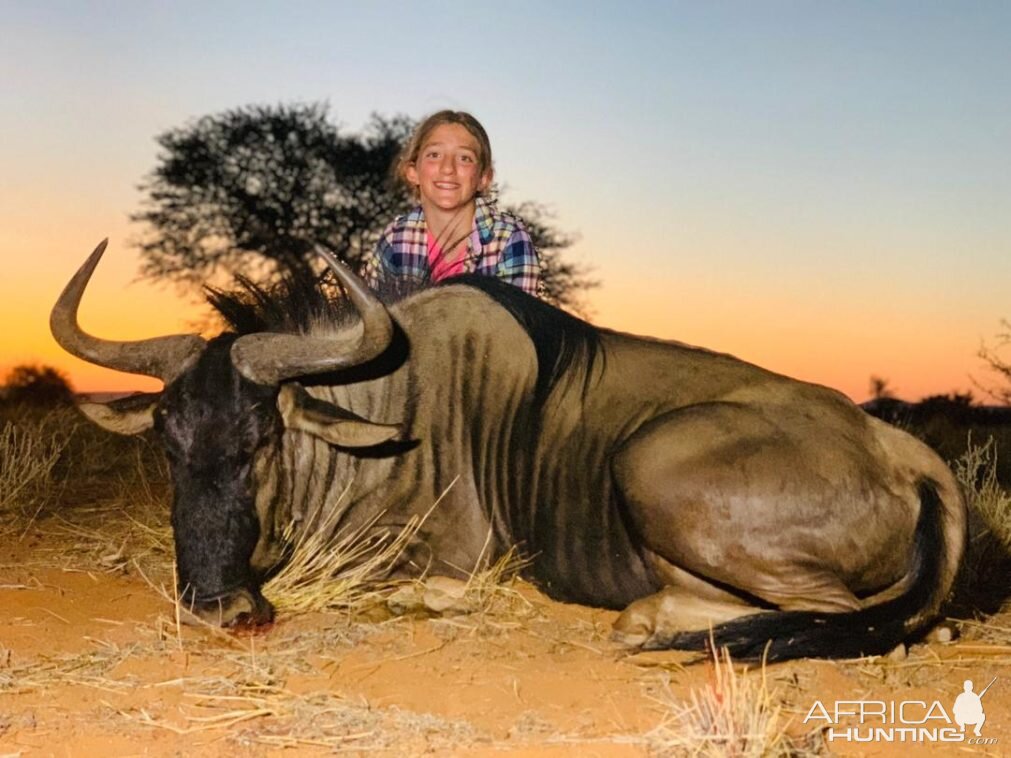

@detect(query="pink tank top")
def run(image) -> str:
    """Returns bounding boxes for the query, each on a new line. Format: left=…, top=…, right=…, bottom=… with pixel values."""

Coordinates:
left=427, top=230, right=467, bottom=282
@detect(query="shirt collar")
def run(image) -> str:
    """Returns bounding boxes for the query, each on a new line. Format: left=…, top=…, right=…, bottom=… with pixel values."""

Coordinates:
left=406, top=205, right=426, bottom=228
left=410, top=196, right=495, bottom=245
left=473, top=196, right=495, bottom=245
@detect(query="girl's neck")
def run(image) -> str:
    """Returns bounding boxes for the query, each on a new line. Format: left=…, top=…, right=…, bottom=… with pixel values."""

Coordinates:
left=421, top=199, right=477, bottom=249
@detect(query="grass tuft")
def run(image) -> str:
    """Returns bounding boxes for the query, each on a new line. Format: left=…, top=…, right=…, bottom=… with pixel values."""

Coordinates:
left=461, top=544, right=532, bottom=615
left=950, top=438, right=1011, bottom=620
left=263, top=481, right=452, bottom=616
left=0, top=410, right=69, bottom=516
left=650, top=645, right=810, bottom=757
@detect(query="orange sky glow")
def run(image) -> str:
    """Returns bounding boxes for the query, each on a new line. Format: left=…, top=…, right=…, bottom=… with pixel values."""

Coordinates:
left=2, top=4, right=1008, bottom=404
left=1, top=220, right=991, bottom=402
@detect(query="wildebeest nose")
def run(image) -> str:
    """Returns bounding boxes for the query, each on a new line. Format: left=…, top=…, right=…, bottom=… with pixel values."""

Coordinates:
left=186, top=586, right=274, bottom=628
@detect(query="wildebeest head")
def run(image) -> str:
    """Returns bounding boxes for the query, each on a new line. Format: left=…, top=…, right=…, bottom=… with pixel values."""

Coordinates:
left=51, top=241, right=401, bottom=627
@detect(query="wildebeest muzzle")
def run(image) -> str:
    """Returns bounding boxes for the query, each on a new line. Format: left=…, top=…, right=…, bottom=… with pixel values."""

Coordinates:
left=182, top=584, right=275, bottom=628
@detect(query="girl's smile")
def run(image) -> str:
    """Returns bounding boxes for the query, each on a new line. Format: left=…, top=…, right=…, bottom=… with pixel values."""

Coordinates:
left=363, top=108, right=540, bottom=296
left=406, top=123, right=492, bottom=219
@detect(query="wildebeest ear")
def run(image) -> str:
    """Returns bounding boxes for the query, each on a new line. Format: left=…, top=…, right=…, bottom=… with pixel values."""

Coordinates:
left=277, top=384, right=401, bottom=448
left=78, top=392, right=160, bottom=435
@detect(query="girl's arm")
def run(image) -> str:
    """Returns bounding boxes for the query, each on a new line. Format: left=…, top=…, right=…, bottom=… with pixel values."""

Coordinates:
left=362, top=227, right=398, bottom=290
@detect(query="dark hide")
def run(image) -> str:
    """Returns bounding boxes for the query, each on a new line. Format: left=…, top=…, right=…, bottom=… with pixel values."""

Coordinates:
left=658, top=480, right=946, bottom=662
left=439, top=274, right=604, bottom=407
left=156, top=335, right=278, bottom=610
left=54, top=243, right=967, bottom=658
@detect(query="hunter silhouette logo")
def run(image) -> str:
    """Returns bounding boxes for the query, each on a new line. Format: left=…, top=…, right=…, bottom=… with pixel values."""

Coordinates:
left=953, top=677, right=996, bottom=737
left=804, top=676, right=1000, bottom=745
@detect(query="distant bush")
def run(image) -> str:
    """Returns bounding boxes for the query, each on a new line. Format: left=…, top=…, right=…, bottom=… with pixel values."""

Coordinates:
left=2, top=364, right=75, bottom=408
left=0, top=365, right=171, bottom=517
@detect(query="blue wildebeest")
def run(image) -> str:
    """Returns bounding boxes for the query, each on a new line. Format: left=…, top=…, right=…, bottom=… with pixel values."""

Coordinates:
left=51, top=240, right=966, bottom=661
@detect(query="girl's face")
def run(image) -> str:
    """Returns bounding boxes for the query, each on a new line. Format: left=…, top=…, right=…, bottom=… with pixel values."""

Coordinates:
left=406, top=123, right=492, bottom=215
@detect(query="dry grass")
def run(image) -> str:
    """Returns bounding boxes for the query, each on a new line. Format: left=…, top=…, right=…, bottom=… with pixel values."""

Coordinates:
left=263, top=481, right=452, bottom=616
left=956, top=617, right=1011, bottom=648
left=951, top=438, right=1011, bottom=624
left=649, top=645, right=816, bottom=757
left=9, top=398, right=1010, bottom=753
left=0, top=400, right=173, bottom=583
left=114, top=684, right=484, bottom=750
left=955, top=438, right=1011, bottom=549
left=837, top=644, right=1007, bottom=691
left=456, top=539, right=533, bottom=614
left=0, top=399, right=170, bottom=554
left=0, top=635, right=147, bottom=695
left=263, top=477, right=534, bottom=623
left=0, top=609, right=487, bottom=750
left=0, top=411, right=69, bottom=516
left=409, top=539, right=535, bottom=617
left=49, top=507, right=173, bottom=577
left=57, top=419, right=169, bottom=511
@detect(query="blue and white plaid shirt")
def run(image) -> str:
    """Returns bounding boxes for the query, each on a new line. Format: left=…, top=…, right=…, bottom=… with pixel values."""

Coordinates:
left=363, top=197, right=541, bottom=295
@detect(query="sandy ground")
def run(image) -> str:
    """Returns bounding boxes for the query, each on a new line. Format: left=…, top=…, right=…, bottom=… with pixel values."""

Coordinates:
left=0, top=514, right=1009, bottom=758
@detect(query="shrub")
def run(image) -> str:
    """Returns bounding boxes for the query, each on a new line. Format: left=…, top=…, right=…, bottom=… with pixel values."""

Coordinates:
left=950, top=439, right=1011, bottom=615
left=2, top=364, right=75, bottom=408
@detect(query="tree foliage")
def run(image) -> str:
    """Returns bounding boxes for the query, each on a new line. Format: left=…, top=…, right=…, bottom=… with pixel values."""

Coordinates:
left=978, top=319, right=1011, bottom=405
left=500, top=200, right=596, bottom=314
left=2, top=364, right=75, bottom=407
left=134, top=104, right=411, bottom=285
left=134, top=103, right=595, bottom=312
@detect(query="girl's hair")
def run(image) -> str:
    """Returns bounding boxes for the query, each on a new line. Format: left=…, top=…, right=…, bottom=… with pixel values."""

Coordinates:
left=396, top=110, right=493, bottom=197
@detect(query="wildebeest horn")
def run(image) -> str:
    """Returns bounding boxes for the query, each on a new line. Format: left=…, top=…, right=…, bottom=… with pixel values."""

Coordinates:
left=230, top=246, right=394, bottom=385
left=50, top=239, right=206, bottom=383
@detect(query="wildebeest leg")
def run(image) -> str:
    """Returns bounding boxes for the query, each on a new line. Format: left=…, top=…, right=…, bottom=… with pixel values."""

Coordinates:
left=612, top=586, right=757, bottom=647
left=387, top=576, right=479, bottom=616
left=613, top=551, right=757, bottom=646
left=611, top=402, right=898, bottom=647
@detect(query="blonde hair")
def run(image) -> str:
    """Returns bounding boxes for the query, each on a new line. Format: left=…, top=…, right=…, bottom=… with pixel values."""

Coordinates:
left=396, top=110, right=493, bottom=198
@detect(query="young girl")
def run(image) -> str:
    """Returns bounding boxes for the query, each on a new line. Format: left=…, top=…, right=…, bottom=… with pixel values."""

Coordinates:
left=363, top=111, right=541, bottom=296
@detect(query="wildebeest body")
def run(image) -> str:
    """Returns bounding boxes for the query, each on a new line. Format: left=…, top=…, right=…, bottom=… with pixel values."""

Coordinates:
left=257, top=281, right=955, bottom=621
left=51, top=241, right=966, bottom=661
left=253, top=284, right=660, bottom=608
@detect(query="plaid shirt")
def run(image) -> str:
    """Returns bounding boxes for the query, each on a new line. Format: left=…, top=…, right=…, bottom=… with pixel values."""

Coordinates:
left=363, top=197, right=541, bottom=295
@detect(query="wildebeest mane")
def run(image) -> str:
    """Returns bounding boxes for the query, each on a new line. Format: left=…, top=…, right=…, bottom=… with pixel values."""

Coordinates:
left=206, top=267, right=430, bottom=337
left=206, top=271, right=364, bottom=336
left=440, top=274, right=604, bottom=407
left=204, top=269, right=603, bottom=406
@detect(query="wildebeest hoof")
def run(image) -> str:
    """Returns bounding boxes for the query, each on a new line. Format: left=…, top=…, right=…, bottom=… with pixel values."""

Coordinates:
left=610, top=625, right=650, bottom=649
left=887, top=642, right=908, bottom=661
left=387, top=584, right=426, bottom=616
left=422, top=576, right=478, bottom=615
left=927, top=621, right=958, bottom=644
left=181, top=587, right=275, bottom=628
left=612, top=587, right=758, bottom=650
left=386, top=577, right=479, bottom=616
left=611, top=597, right=659, bottom=648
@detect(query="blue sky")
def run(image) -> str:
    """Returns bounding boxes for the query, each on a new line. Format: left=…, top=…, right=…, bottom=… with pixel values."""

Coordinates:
left=3, top=1, right=1010, bottom=398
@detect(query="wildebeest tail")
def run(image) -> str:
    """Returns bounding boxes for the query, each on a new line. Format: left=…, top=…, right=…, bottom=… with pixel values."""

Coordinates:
left=655, top=479, right=952, bottom=662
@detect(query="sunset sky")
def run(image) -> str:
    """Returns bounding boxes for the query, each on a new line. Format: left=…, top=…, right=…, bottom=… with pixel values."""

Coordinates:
left=2, top=2, right=1009, bottom=401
